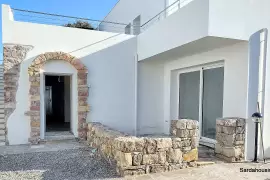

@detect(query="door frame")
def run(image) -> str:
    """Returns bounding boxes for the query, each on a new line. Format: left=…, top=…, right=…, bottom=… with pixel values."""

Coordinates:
left=177, top=62, right=224, bottom=146
left=40, top=73, right=73, bottom=139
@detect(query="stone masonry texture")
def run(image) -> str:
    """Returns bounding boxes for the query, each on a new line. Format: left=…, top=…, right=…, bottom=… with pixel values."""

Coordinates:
left=87, top=119, right=199, bottom=177
left=3, top=44, right=33, bottom=145
left=215, top=117, right=246, bottom=162
left=25, top=52, right=89, bottom=144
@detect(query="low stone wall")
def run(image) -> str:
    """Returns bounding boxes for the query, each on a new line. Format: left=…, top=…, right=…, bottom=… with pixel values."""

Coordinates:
left=87, top=120, right=199, bottom=176
left=215, top=117, right=246, bottom=162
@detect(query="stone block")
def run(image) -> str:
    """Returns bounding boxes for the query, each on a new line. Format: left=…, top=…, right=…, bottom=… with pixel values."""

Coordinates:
left=236, top=126, right=245, bottom=134
left=30, top=121, right=40, bottom=127
left=115, top=151, right=132, bottom=167
left=78, top=105, right=90, bottom=112
left=216, top=119, right=224, bottom=126
left=183, top=148, right=198, bottom=162
left=31, top=96, right=40, bottom=101
left=149, top=165, right=168, bottom=173
left=30, top=116, right=40, bottom=121
left=182, top=146, right=192, bottom=152
left=234, top=141, right=244, bottom=145
left=29, top=86, right=40, bottom=95
left=145, top=138, right=157, bottom=154
left=236, top=134, right=244, bottom=141
left=216, top=133, right=235, bottom=146
left=30, top=106, right=40, bottom=111
left=142, top=154, right=159, bottom=165
left=223, top=119, right=237, bottom=127
left=167, top=148, right=182, bottom=163
left=215, top=143, right=223, bottom=154
left=172, top=138, right=182, bottom=149
left=176, top=120, right=187, bottom=129
left=176, top=129, right=189, bottom=138
left=222, top=147, right=242, bottom=158
left=186, top=120, right=199, bottom=129
left=216, top=125, right=223, bottom=133
left=182, top=139, right=191, bottom=147
left=222, top=126, right=236, bottom=135
left=156, top=138, right=172, bottom=150
left=171, top=129, right=177, bottom=136
left=114, top=137, right=145, bottom=153
left=216, top=154, right=236, bottom=163
left=171, top=120, right=177, bottom=129
left=158, top=151, right=166, bottom=164
left=132, top=152, right=143, bottom=166
left=134, top=138, right=145, bottom=152
left=237, top=118, right=245, bottom=127
left=191, top=137, right=199, bottom=149
left=189, top=129, right=198, bottom=137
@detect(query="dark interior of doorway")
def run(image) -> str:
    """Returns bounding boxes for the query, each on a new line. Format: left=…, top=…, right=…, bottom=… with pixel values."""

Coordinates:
left=45, top=75, right=70, bottom=132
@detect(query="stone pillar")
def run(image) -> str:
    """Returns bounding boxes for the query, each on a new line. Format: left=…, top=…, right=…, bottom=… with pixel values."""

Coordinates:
left=170, top=119, right=199, bottom=163
left=215, top=117, right=246, bottom=162
left=170, top=119, right=200, bottom=151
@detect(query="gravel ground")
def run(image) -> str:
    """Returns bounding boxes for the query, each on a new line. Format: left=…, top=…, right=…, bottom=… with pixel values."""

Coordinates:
left=0, top=147, right=120, bottom=180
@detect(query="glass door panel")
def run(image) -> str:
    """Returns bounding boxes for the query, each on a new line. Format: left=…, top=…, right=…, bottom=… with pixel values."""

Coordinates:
left=202, top=67, right=224, bottom=139
left=179, top=71, right=200, bottom=121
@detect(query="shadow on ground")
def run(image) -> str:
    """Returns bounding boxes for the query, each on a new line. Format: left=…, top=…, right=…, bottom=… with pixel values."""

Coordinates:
left=0, top=147, right=120, bottom=180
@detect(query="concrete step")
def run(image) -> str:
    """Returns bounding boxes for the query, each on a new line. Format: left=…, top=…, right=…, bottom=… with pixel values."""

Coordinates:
left=44, top=132, right=76, bottom=142
left=0, top=142, right=5, bottom=146
left=0, top=114, right=5, bottom=119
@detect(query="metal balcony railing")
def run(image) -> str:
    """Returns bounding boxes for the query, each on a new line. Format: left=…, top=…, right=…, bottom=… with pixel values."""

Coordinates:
left=11, top=8, right=131, bottom=33
left=9, top=0, right=193, bottom=35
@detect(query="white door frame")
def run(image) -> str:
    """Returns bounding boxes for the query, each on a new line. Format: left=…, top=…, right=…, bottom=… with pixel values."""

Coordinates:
left=40, top=72, right=74, bottom=139
left=177, top=62, right=224, bottom=146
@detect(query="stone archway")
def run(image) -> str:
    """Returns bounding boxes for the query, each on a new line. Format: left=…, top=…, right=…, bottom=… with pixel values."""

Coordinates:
left=25, top=52, right=89, bottom=144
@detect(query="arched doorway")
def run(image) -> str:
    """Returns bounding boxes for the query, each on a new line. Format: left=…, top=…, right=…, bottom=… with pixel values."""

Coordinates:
left=25, top=52, right=89, bottom=144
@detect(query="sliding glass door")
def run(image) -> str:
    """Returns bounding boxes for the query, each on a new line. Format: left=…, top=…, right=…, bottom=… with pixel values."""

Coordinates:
left=178, top=64, right=224, bottom=143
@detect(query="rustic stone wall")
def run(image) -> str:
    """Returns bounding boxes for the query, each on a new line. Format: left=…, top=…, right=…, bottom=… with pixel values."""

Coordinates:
left=215, top=117, right=246, bottom=162
left=170, top=119, right=200, bottom=151
left=3, top=44, right=33, bottom=145
left=87, top=120, right=199, bottom=176
left=25, top=52, right=89, bottom=144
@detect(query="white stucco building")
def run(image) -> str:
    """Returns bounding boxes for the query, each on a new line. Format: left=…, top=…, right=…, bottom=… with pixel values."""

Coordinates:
left=1, top=0, right=270, bottom=162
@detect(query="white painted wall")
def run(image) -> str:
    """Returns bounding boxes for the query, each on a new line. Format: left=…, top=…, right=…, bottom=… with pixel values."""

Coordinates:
left=137, top=0, right=209, bottom=61
left=64, top=76, right=71, bottom=123
left=2, top=4, right=136, bottom=144
left=99, top=0, right=166, bottom=33
left=137, top=59, right=165, bottom=135
left=81, top=38, right=137, bottom=135
left=208, top=0, right=248, bottom=40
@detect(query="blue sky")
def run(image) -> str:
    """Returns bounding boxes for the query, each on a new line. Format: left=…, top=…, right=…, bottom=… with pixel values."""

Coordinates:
left=0, top=0, right=119, bottom=61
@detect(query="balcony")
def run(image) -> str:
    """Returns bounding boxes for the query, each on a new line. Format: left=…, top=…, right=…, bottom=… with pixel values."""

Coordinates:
left=137, top=0, right=249, bottom=61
